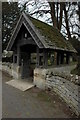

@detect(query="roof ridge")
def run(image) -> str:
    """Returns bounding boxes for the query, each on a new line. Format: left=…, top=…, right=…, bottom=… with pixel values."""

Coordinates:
left=6, top=12, right=77, bottom=53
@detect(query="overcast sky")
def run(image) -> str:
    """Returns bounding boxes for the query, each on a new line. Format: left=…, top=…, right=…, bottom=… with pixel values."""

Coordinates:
left=7, top=0, right=80, bottom=39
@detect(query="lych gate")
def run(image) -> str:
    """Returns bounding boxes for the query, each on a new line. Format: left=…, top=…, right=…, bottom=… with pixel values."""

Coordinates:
left=6, top=12, right=76, bottom=81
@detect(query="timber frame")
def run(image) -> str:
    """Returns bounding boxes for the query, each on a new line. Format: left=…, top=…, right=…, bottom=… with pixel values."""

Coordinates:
left=6, top=12, right=77, bottom=79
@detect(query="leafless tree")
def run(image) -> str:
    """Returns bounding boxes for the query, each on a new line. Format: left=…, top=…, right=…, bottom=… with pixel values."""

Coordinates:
left=19, top=1, right=79, bottom=40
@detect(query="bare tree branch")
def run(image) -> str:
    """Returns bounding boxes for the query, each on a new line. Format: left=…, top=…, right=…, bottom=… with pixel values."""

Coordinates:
left=30, top=10, right=50, bottom=15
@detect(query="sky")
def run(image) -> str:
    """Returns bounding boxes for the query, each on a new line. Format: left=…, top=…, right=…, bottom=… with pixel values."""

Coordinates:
left=18, top=0, right=79, bottom=39
left=5, top=0, right=80, bottom=39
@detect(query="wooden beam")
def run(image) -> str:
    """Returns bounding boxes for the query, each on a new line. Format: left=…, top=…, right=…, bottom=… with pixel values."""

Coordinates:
left=17, top=46, right=21, bottom=66
left=43, top=49, right=48, bottom=68
left=13, top=53, right=15, bottom=64
left=54, top=52, right=57, bottom=65
left=18, top=38, right=36, bottom=46
left=57, top=52, right=60, bottom=65
left=36, top=47, right=39, bottom=67
left=60, top=53, right=64, bottom=64
left=66, top=53, right=70, bottom=64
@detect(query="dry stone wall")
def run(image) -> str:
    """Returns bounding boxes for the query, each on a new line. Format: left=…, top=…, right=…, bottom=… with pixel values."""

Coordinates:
left=2, top=62, right=80, bottom=116
left=46, top=75, right=80, bottom=116
left=34, top=66, right=80, bottom=116
left=2, top=62, right=21, bottom=79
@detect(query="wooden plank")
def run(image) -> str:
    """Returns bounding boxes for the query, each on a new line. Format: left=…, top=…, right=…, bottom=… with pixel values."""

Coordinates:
left=6, top=15, right=24, bottom=51
left=23, top=19, right=44, bottom=48
left=18, top=38, right=36, bottom=46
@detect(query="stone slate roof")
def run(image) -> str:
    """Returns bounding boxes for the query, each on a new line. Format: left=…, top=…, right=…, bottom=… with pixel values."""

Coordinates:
left=29, top=16, right=76, bottom=53
left=6, top=12, right=76, bottom=53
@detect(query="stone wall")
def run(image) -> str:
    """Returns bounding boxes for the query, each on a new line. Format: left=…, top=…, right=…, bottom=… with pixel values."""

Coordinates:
left=34, top=66, right=80, bottom=116
left=46, top=76, right=80, bottom=116
left=2, top=62, right=21, bottom=79
left=2, top=62, right=80, bottom=116
left=34, top=68, right=47, bottom=89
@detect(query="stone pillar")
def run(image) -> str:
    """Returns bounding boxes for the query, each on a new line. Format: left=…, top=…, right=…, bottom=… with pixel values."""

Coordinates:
left=36, top=46, right=39, bottom=67
left=43, top=49, right=48, bottom=68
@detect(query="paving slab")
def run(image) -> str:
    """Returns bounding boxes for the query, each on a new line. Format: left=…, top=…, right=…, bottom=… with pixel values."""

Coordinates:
left=6, top=79, right=34, bottom=91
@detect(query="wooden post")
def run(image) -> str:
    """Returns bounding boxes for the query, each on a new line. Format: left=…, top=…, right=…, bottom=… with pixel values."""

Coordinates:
left=57, top=52, right=60, bottom=65
left=13, top=53, right=15, bottom=64
left=36, top=47, right=39, bottom=67
left=43, top=49, right=48, bottom=68
left=17, top=46, right=21, bottom=66
left=60, top=53, right=64, bottom=64
left=66, top=53, right=70, bottom=64
left=54, top=52, right=57, bottom=65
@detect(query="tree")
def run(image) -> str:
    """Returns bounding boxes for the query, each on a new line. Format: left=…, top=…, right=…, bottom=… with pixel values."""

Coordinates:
left=2, top=2, right=21, bottom=50
left=2, top=1, right=80, bottom=74
left=20, top=1, right=79, bottom=39
left=2, top=1, right=79, bottom=48
left=48, top=2, right=64, bottom=30
left=70, top=37, right=80, bottom=75
left=70, top=37, right=80, bottom=56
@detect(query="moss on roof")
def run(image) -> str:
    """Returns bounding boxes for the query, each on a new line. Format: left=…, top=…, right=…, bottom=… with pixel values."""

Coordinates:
left=29, top=16, right=76, bottom=52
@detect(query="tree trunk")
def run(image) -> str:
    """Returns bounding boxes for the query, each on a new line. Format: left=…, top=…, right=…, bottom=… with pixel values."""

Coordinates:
left=58, top=2, right=64, bottom=30
left=49, top=2, right=64, bottom=31
left=56, top=2, right=58, bottom=28
left=64, top=4, right=71, bottom=39
left=48, top=2, right=57, bottom=28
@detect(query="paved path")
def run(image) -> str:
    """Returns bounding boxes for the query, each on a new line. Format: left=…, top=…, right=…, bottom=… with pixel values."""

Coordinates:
left=2, top=71, right=77, bottom=118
